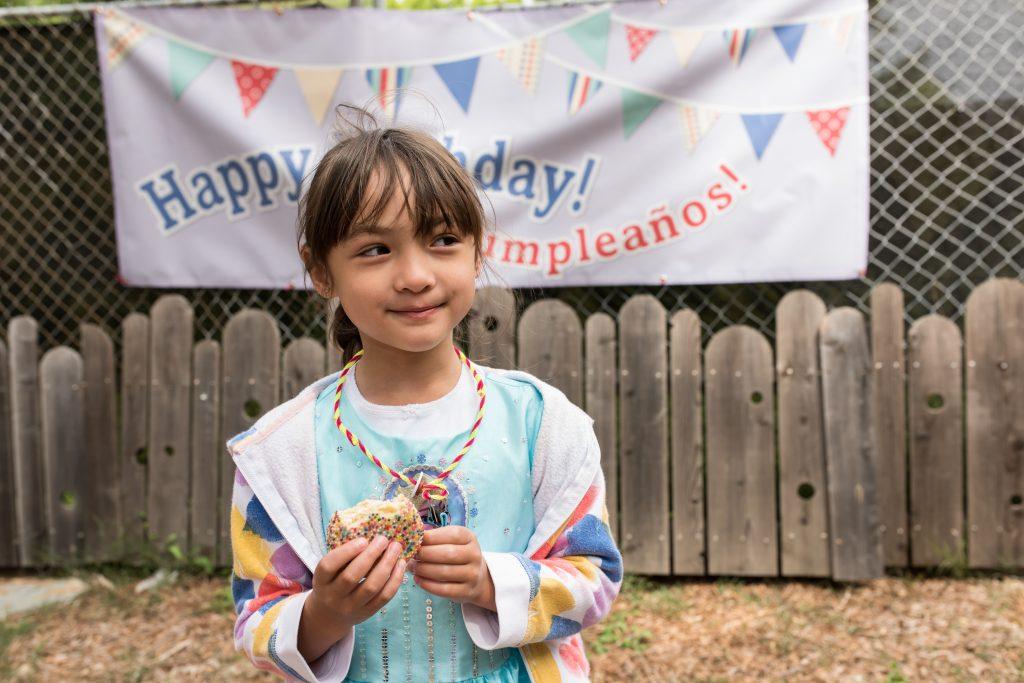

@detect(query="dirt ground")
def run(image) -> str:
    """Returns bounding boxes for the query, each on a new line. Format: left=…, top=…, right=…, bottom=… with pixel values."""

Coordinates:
left=1, top=569, right=1022, bottom=682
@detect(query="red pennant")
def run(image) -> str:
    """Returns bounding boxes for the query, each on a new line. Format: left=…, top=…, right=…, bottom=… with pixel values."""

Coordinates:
left=625, top=25, right=658, bottom=62
left=807, top=107, right=850, bottom=156
left=231, top=60, right=278, bottom=117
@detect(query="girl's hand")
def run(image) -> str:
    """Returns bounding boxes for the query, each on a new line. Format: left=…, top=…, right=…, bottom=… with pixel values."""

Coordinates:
left=299, top=535, right=406, bottom=663
left=410, top=526, right=496, bottom=612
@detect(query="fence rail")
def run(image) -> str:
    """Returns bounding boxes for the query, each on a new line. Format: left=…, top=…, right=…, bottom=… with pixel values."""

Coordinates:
left=2, top=277, right=1021, bottom=579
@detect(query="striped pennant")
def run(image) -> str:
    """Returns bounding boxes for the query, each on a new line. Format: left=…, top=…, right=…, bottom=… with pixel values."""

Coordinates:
left=722, top=28, right=756, bottom=66
left=567, top=72, right=602, bottom=116
left=103, top=11, right=148, bottom=69
left=497, top=38, right=543, bottom=95
left=679, top=105, right=719, bottom=152
left=365, top=67, right=412, bottom=122
left=625, top=25, right=658, bottom=62
left=822, top=14, right=856, bottom=51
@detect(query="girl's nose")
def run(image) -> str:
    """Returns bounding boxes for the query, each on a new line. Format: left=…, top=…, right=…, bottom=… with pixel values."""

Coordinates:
left=394, top=249, right=436, bottom=292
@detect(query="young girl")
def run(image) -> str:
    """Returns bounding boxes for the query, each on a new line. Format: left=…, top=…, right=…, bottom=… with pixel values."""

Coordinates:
left=227, top=112, right=622, bottom=683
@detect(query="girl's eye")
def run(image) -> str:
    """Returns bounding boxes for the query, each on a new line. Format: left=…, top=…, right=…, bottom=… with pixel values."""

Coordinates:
left=434, top=234, right=460, bottom=247
left=360, top=245, right=388, bottom=257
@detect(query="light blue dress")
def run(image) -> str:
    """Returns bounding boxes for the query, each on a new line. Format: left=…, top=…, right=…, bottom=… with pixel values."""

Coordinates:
left=314, top=367, right=543, bottom=683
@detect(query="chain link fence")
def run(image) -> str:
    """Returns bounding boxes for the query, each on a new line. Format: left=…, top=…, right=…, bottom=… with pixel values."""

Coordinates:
left=1, top=0, right=1022, bottom=355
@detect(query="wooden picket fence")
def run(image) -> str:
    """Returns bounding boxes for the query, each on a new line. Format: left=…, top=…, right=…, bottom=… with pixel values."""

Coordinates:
left=1, top=278, right=1021, bottom=581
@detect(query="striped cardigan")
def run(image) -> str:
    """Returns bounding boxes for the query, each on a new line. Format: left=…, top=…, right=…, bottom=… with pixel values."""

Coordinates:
left=228, top=366, right=622, bottom=682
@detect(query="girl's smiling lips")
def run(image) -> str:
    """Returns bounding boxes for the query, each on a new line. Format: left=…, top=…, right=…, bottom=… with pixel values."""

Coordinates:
left=389, top=302, right=445, bottom=319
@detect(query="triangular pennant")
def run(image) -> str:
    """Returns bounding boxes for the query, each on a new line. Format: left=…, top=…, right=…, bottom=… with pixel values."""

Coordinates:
left=567, top=72, right=602, bottom=116
left=772, top=24, right=806, bottom=62
left=625, top=25, right=658, bottom=62
left=497, top=38, right=543, bottom=95
left=669, top=28, right=704, bottom=67
left=679, top=105, right=720, bottom=152
left=822, top=15, right=856, bottom=51
left=231, top=61, right=279, bottom=118
left=168, top=41, right=215, bottom=101
left=722, top=29, right=756, bottom=66
left=434, top=57, right=481, bottom=114
left=565, top=8, right=611, bottom=68
left=104, top=12, right=147, bottom=69
left=365, top=67, right=413, bottom=121
left=807, top=107, right=850, bottom=156
left=294, top=68, right=344, bottom=126
left=741, top=113, right=784, bottom=160
left=621, top=89, right=662, bottom=139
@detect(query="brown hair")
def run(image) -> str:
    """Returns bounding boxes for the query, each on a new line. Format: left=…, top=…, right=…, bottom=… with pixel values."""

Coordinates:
left=298, top=105, right=495, bottom=361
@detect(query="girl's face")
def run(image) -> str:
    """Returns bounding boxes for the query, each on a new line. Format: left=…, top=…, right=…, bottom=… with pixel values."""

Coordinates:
left=317, top=170, right=481, bottom=357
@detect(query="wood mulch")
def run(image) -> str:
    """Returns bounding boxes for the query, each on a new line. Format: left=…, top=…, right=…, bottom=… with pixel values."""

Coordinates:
left=1, top=569, right=1022, bottom=682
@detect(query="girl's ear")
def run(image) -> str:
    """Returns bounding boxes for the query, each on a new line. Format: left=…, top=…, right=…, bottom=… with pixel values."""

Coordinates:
left=301, top=245, right=333, bottom=299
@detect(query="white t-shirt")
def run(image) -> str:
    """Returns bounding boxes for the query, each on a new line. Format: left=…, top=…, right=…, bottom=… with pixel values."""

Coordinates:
left=346, top=362, right=479, bottom=440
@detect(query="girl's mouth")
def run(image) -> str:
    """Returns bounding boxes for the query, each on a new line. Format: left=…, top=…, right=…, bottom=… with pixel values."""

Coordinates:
left=391, top=303, right=443, bottom=320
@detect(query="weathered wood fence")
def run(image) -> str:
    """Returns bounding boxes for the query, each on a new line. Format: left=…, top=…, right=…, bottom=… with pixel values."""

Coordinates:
left=1, top=278, right=1021, bottom=581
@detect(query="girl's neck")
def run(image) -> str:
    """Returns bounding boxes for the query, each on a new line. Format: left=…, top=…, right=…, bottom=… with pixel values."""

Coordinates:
left=353, top=339, right=464, bottom=406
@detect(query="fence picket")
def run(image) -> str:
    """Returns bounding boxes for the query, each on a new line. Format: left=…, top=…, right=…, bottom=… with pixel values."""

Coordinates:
left=120, top=313, right=149, bottom=562
left=585, top=312, right=618, bottom=540
left=776, top=291, right=830, bottom=577
left=517, top=300, right=582, bottom=404
left=469, top=287, right=516, bottom=370
left=191, top=340, right=220, bottom=562
left=908, top=315, right=964, bottom=567
left=870, top=283, right=909, bottom=567
left=706, top=326, right=778, bottom=576
left=220, top=309, right=281, bottom=566
left=8, top=316, right=46, bottom=566
left=619, top=295, right=670, bottom=575
left=820, top=308, right=884, bottom=581
left=669, top=309, right=705, bottom=575
left=965, top=278, right=1024, bottom=569
left=40, top=347, right=86, bottom=564
left=147, top=295, right=193, bottom=555
left=81, top=324, right=119, bottom=563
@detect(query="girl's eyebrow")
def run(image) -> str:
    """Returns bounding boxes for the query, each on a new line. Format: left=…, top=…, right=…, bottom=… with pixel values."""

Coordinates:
left=348, top=224, right=391, bottom=239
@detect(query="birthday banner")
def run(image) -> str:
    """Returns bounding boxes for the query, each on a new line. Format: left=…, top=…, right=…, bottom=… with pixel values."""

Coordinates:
left=95, top=0, right=869, bottom=289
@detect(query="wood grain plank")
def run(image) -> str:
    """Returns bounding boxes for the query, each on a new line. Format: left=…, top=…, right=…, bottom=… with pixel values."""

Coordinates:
left=776, top=291, right=830, bottom=577
left=220, top=309, right=281, bottom=566
left=283, top=338, right=326, bottom=400
left=585, top=313, right=618, bottom=541
left=705, top=326, right=778, bottom=576
left=120, top=313, right=149, bottom=563
left=147, top=296, right=194, bottom=555
left=871, top=282, right=909, bottom=566
left=8, top=316, right=47, bottom=566
left=820, top=308, right=884, bottom=581
left=669, top=309, right=705, bottom=576
left=965, top=278, right=1024, bottom=569
left=191, top=340, right=221, bottom=562
left=618, top=295, right=670, bottom=575
left=469, top=287, right=516, bottom=370
left=517, top=299, right=583, bottom=404
left=81, top=324, right=120, bottom=563
left=39, top=347, right=86, bottom=564
left=908, top=315, right=964, bottom=567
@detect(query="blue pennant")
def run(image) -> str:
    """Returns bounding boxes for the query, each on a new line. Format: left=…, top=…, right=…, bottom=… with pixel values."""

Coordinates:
left=772, top=24, right=807, bottom=62
left=741, top=113, right=784, bottom=160
left=433, top=57, right=481, bottom=114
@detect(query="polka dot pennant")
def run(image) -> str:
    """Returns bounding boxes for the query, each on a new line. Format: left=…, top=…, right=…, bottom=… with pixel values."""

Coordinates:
left=231, top=60, right=279, bottom=117
left=807, top=106, right=851, bottom=157
left=625, top=25, right=658, bottom=63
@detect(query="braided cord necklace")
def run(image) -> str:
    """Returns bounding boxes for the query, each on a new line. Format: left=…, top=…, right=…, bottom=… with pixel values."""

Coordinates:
left=332, top=343, right=486, bottom=502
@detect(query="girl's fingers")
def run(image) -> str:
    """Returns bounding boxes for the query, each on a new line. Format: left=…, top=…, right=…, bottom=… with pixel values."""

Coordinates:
left=335, top=536, right=390, bottom=591
left=353, top=541, right=403, bottom=606
left=314, top=537, right=369, bottom=585
left=414, top=576, right=460, bottom=599
left=415, top=544, right=470, bottom=565
left=421, top=526, right=473, bottom=546
left=367, top=557, right=407, bottom=612
left=410, top=560, right=473, bottom=583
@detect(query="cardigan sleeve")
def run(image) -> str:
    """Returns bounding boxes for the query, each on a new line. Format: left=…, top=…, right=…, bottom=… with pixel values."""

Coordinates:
left=230, top=468, right=355, bottom=682
left=462, top=425, right=623, bottom=649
